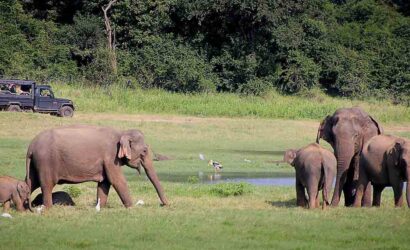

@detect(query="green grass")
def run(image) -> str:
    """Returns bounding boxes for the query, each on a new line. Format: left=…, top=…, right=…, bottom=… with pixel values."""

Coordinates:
left=0, top=112, right=410, bottom=249
left=51, top=83, right=410, bottom=123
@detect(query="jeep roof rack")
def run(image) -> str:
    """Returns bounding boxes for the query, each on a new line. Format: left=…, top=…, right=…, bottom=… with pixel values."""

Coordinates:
left=0, top=79, right=36, bottom=85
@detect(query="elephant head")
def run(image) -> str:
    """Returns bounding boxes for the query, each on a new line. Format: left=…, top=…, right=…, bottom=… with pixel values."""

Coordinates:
left=316, top=107, right=383, bottom=206
left=17, top=181, right=33, bottom=212
left=284, top=149, right=298, bottom=166
left=117, top=130, right=168, bottom=206
left=389, top=139, right=410, bottom=169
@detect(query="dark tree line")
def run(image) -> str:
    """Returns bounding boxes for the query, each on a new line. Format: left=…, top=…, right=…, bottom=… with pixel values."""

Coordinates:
left=0, top=0, right=409, bottom=103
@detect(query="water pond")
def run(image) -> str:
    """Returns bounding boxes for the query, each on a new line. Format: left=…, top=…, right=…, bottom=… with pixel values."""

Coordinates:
left=156, top=172, right=295, bottom=186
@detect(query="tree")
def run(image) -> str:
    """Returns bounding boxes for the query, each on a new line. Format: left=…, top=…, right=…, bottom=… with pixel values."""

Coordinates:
left=102, top=0, right=117, bottom=74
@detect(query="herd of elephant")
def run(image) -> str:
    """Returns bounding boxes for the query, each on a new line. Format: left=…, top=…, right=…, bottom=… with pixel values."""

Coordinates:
left=284, top=107, right=410, bottom=209
left=0, top=107, right=409, bottom=213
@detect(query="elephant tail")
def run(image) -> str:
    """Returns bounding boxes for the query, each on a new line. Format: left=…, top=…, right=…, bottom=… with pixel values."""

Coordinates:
left=25, top=150, right=32, bottom=191
left=25, top=150, right=34, bottom=212
left=321, top=163, right=330, bottom=207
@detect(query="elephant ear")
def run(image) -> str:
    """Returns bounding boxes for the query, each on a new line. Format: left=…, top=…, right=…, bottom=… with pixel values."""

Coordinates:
left=283, top=149, right=297, bottom=166
left=369, top=115, right=383, bottom=134
left=316, top=115, right=332, bottom=144
left=118, top=135, right=132, bottom=160
left=17, top=182, right=27, bottom=198
left=141, top=144, right=149, bottom=158
left=393, top=140, right=405, bottom=166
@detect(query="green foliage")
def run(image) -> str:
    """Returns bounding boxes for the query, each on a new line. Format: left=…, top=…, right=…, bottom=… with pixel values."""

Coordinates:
left=63, top=185, right=82, bottom=198
left=131, top=37, right=218, bottom=92
left=0, top=0, right=409, bottom=103
left=187, top=176, right=200, bottom=184
left=210, top=182, right=252, bottom=197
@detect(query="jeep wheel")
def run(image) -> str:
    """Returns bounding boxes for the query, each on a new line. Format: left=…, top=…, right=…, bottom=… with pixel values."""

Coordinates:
left=59, top=106, right=74, bottom=117
left=7, top=105, right=21, bottom=112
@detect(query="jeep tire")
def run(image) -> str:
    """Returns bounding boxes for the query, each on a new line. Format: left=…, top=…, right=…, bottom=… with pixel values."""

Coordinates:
left=59, top=106, right=74, bottom=117
left=7, top=105, right=21, bottom=112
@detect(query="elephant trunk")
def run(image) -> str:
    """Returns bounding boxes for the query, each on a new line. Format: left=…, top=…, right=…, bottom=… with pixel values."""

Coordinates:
left=331, top=142, right=355, bottom=207
left=27, top=195, right=33, bottom=212
left=142, top=153, right=168, bottom=206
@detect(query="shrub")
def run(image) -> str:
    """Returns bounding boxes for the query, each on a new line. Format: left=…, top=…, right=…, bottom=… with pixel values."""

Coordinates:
left=63, top=185, right=82, bottom=198
left=210, top=182, right=252, bottom=197
left=187, top=176, right=200, bottom=184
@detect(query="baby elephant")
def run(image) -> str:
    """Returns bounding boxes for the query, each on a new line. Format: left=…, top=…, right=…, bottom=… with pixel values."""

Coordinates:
left=354, top=135, right=410, bottom=207
left=284, top=143, right=336, bottom=209
left=0, top=176, right=32, bottom=212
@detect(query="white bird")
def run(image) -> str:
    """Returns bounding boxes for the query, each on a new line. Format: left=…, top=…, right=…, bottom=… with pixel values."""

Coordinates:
left=36, top=205, right=45, bottom=214
left=1, top=213, right=12, bottom=218
left=136, top=200, right=144, bottom=206
left=95, top=198, right=101, bottom=212
left=208, top=160, right=223, bottom=173
left=199, top=153, right=206, bottom=161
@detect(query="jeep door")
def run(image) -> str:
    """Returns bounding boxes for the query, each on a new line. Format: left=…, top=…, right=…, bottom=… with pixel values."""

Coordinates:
left=35, top=88, right=59, bottom=111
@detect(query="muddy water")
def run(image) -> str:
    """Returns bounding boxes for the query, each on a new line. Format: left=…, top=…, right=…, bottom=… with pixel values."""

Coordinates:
left=156, top=172, right=295, bottom=186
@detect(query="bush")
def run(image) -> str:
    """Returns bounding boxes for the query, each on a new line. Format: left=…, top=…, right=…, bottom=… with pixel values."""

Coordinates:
left=63, top=185, right=82, bottom=198
left=210, top=182, right=252, bottom=197
left=187, top=176, right=200, bottom=184
left=130, top=37, right=218, bottom=93
left=278, top=51, right=321, bottom=93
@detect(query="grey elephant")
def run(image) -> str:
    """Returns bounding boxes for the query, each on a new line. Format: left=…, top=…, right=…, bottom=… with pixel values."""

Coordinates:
left=0, top=176, right=32, bottom=212
left=316, top=107, right=383, bottom=206
left=25, top=125, right=168, bottom=208
left=284, top=143, right=336, bottom=209
left=354, top=135, right=410, bottom=207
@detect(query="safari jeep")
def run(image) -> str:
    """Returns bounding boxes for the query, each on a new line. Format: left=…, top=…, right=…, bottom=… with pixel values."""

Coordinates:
left=0, top=79, right=75, bottom=117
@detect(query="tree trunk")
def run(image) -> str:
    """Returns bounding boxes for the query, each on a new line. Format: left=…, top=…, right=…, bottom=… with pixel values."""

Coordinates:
left=102, top=0, right=117, bottom=74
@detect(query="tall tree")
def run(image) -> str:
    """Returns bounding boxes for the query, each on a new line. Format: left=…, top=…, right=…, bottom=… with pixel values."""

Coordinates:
left=102, top=0, right=117, bottom=74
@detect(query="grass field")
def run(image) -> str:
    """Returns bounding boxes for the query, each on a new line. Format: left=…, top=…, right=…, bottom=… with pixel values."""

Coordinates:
left=0, top=112, right=410, bottom=249
left=52, top=83, right=410, bottom=123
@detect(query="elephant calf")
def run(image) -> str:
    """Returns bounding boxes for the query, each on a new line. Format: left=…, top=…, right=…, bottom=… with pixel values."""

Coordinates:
left=0, top=176, right=32, bottom=212
left=284, top=143, right=336, bottom=209
left=354, top=135, right=410, bottom=208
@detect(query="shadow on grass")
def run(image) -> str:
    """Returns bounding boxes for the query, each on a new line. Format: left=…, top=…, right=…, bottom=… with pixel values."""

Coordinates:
left=266, top=199, right=297, bottom=208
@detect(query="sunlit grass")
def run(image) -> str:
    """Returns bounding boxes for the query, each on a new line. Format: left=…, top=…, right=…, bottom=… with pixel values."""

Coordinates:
left=0, top=112, right=409, bottom=249
left=51, top=83, right=410, bottom=123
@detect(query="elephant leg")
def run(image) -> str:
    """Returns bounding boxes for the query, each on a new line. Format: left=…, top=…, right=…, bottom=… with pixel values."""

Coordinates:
left=97, top=179, right=111, bottom=207
left=353, top=166, right=369, bottom=207
left=3, top=200, right=10, bottom=212
left=372, top=185, right=384, bottom=207
left=362, top=182, right=372, bottom=207
left=392, top=182, right=404, bottom=207
left=343, top=166, right=356, bottom=206
left=406, top=168, right=410, bottom=208
left=40, top=182, right=55, bottom=208
left=307, top=180, right=319, bottom=209
left=296, top=179, right=307, bottom=207
left=11, top=190, right=25, bottom=211
left=389, top=170, right=404, bottom=207
left=104, top=163, right=133, bottom=208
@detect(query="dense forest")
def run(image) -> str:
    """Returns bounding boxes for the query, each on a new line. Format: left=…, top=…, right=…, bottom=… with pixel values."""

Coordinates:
left=0, top=0, right=409, bottom=103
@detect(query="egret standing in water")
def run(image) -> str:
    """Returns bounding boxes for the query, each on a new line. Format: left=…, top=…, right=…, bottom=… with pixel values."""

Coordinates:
left=208, top=160, right=223, bottom=173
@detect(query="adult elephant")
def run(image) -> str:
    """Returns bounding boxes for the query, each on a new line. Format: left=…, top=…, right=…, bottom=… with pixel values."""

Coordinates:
left=316, top=107, right=383, bottom=206
left=354, top=135, right=410, bottom=207
left=25, top=125, right=168, bottom=208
